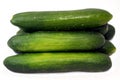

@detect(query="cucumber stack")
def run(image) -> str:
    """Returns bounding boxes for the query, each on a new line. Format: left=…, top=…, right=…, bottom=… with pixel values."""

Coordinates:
left=4, top=8, right=116, bottom=73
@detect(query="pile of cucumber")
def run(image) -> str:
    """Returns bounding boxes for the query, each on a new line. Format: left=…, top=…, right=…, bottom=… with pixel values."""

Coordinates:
left=4, top=8, right=116, bottom=73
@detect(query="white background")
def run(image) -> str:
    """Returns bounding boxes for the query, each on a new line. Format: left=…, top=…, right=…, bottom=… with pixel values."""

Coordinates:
left=0, top=0, right=120, bottom=80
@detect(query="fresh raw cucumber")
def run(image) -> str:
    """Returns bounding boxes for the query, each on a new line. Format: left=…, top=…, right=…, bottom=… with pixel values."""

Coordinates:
left=104, top=24, right=115, bottom=40
left=11, top=8, right=112, bottom=32
left=16, top=24, right=108, bottom=35
left=89, top=24, right=108, bottom=35
left=16, top=29, right=28, bottom=35
left=4, top=52, right=112, bottom=73
left=8, top=31, right=105, bottom=52
left=98, top=40, right=116, bottom=55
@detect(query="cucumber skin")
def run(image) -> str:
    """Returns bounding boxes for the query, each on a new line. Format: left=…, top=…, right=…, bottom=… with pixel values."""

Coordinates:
left=104, top=24, right=115, bottom=40
left=11, top=8, right=112, bottom=32
left=8, top=31, right=105, bottom=52
left=4, top=52, right=112, bottom=73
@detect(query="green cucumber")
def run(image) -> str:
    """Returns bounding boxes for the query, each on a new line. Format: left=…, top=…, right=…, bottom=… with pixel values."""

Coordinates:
left=92, top=24, right=108, bottom=35
left=8, top=31, right=105, bottom=52
left=16, top=24, right=108, bottom=35
left=16, top=29, right=28, bottom=35
left=4, top=52, right=112, bottom=73
left=11, top=8, right=112, bottom=32
left=104, top=24, right=115, bottom=40
left=98, top=40, right=116, bottom=55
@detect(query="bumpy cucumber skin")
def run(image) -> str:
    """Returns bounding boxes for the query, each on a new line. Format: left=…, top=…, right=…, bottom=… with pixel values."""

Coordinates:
left=8, top=31, right=105, bottom=52
left=11, top=9, right=112, bottom=32
left=4, top=52, right=112, bottom=73
left=104, top=24, right=115, bottom=40
left=98, top=40, right=116, bottom=55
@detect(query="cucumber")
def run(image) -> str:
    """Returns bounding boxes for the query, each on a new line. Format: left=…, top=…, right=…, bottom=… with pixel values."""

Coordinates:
left=88, top=24, right=108, bottom=35
left=104, top=24, right=115, bottom=40
left=11, top=8, right=112, bottom=32
left=16, top=29, right=28, bottom=35
left=98, top=40, right=116, bottom=55
left=8, top=31, right=105, bottom=52
left=16, top=24, right=108, bottom=35
left=4, top=52, right=112, bottom=73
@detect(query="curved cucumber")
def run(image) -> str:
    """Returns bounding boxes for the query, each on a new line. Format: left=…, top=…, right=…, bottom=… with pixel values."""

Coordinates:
left=8, top=31, right=105, bottom=52
left=4, top=52, right=112, bottom=73
left=11, top=8, right=112, bottom=32
left=104, top=24, right=115, bottom=40
left=98, top=40, right=116, bottom=55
